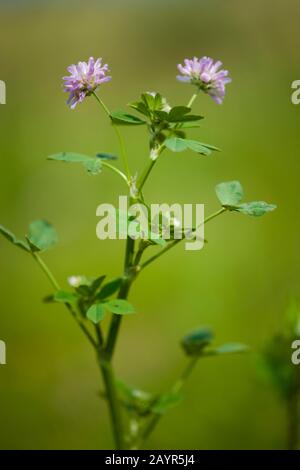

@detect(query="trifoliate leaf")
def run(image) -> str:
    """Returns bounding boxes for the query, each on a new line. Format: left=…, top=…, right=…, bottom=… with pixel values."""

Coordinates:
left=27, top=220, right=58, bottom=252
left=48, top=152, right=102, bottom=176
left=181, top=327, right=214, bottom=356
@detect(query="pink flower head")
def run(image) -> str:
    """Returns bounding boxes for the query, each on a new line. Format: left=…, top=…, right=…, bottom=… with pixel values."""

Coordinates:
left=177, top=56, right=231, bottom=104
left=63, top=57, right=111, bottom=109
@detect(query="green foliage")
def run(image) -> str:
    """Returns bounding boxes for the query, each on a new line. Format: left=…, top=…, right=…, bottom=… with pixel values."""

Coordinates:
left=27, top=220, right=58, bottom=252
left=48, top=152, right=102, bottom=175
left=165, top=137, right=219, bottom=156
left=215, top=181, right=277, bottom=216
left=54, top=290, right=77, bottom=304
left=86, top=299, right=135, bottom=324
left=110, top=111, right=146, bottom=125
left=181, top=327, right=248, bottom=358
left=106, top=299, right=135, bottom=315
left=202, top=343, right=249, bottom=356
left=96, top=152, right=117, bottom=161
left=181, top=327, right=214, bottom=356
left=97, top=278, right=123, bottom=300
left=235, top=201, right=277, bottom=217
left=151, top=391, right=183, bottom=415
left=86, top=303, right=107, bottom=324
left=215, top=181, right=244, bottom=206
left=0, top=224, right=29, bottom=252
left=260, top=303, right=300, bottom=402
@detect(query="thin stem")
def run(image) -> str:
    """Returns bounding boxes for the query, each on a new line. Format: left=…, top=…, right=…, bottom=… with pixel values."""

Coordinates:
left=172, top=357, right=198, bottom=394
left=31, top=252, right=97, bottom=349
left=138, top=159, right=156, bottom=194
left=101, top=161, right=128, bottom=185
left=93, top=92, right=131, bottom=179
left=98, top=355, right=125, bottom=449
left=187, top=92, right=199, bottom=108
left=32, top=252, right=60, bottom=291
left=139, top=357, right=198, bottom=447
left=140, top=207, right=226, bottom=271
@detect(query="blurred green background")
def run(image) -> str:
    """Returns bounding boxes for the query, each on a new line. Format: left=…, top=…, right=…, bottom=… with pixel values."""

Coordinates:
left=0, top=0, right=299, bottom=450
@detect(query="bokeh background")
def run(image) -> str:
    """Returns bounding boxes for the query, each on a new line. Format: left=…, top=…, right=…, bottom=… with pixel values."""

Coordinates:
left=0, top=0, right=299, bottom=450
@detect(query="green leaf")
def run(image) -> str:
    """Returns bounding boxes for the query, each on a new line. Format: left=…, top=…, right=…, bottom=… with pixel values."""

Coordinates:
left=164, top=137, right=188, bottom=152
left=141, top=92, right=156, bottom=110
left=179, top=122, right=202, bottom=129
left=110, top=111, right=146, bottom=126
left=75, top=285, right=92, bottom=298
left=152, top=391, right=183, bottom=415
left=54, top=290, right=77, bottom=304
left=165, top=137, right=219, bottom=155
left=106, top=299, right=135, bottom=315
left=97, top=278, right=123, bottom=300
left=168, top=106, right=190, bottom=120
left=96, top=152, right=117, bottom=161
left=202, top=343, right=249, bottom=357
left=0, top=225, right=29, bottom=252
left=212, top=343, right=249, bottom=355
left=48, top=152, right=102, bottom=176
left=86, top=303, right=106, bottom=324
left=129, top=100, right=150, bottom=117
left=215, top=181, right=244, bottom=206
left=115, top=380, right=154, bottom=416
left=181, top=327, right=214, bottom=356
left=90, top=275, right=106, bottom=294
left=235, top=201, right=277, bottom=217
left=82, top=159, right=102, bottom=175
left=167, top=106, right=203, bottom=123
left=27, top=220, right=58, bottom=252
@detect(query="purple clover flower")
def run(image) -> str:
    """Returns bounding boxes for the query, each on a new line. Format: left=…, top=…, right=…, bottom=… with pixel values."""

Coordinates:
left=63, top=57, right=111, bottom=109
left=177, top=56, right=231, bottom=104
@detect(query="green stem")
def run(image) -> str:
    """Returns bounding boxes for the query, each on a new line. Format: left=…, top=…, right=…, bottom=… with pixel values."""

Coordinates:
left=98, top=355, right=125, bottom=449
left=172, top=357, right=198, bottom=394
left=140, top=208, right=226, bottom=271
left=93, top=92, right=131, bottom=179
left=137, top=92, right=199, bottom=194
left=101, top=161, right=128, bottom=185
left=138, top=159, right=156, bottom=194
left=31, top=252, right=97, bottom=348
left=105, top=236, right=135, bottom=360
left=187, top=92, right=199, bottom=108
left=139, top=357, right=198, bottom=447
left=32, top=252, right=60, bottom=291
